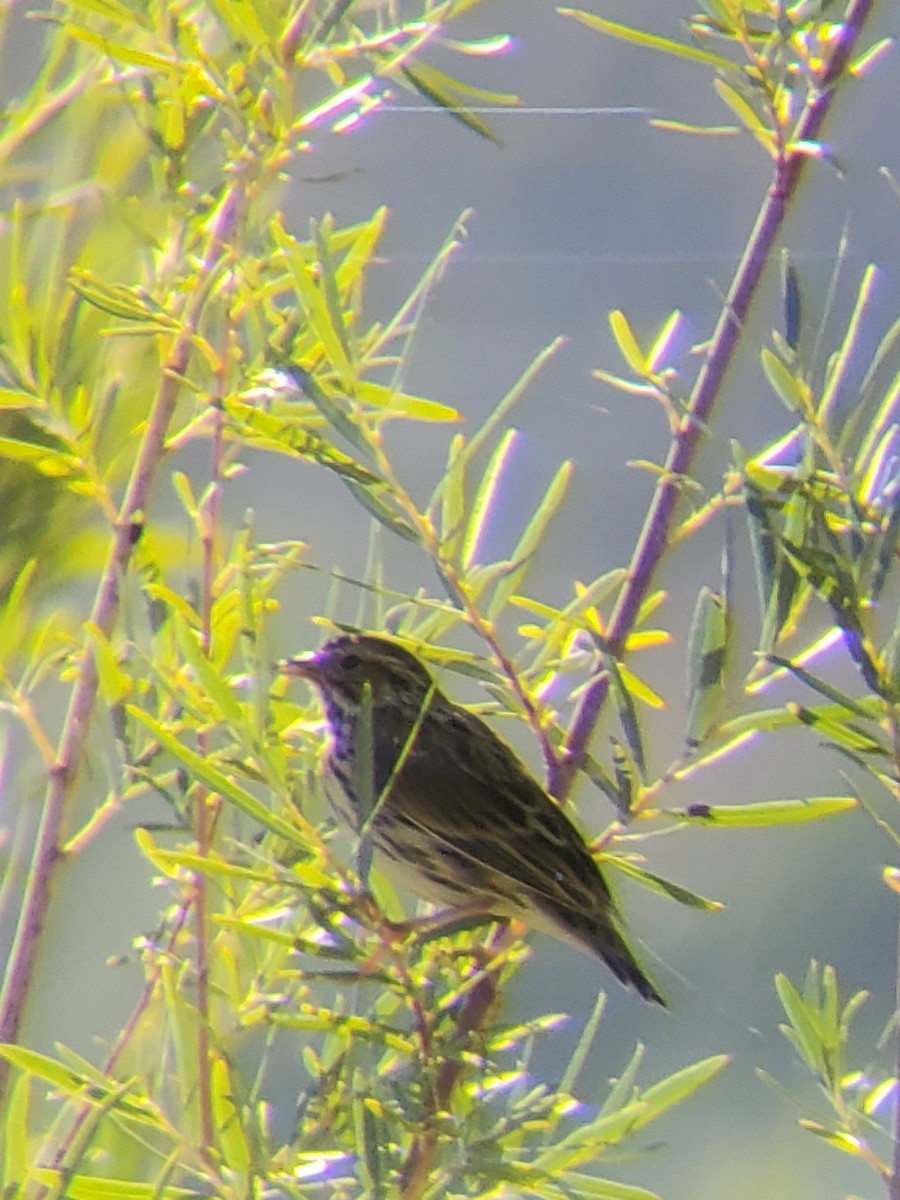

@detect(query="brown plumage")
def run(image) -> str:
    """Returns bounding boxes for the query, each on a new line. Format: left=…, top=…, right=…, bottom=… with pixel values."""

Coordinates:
left=284, top=633, right=665, bottom=1005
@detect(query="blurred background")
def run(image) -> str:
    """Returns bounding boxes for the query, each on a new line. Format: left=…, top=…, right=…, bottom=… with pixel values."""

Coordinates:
left=3, top=2, right=900, bottom=1196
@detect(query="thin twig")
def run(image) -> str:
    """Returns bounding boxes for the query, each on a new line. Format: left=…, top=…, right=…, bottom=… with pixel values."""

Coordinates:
left=193, top=396, right=226, bottom=1152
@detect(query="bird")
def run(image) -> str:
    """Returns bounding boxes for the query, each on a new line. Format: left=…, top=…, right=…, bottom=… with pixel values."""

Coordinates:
left=282, top=632, right=665, bottom=1005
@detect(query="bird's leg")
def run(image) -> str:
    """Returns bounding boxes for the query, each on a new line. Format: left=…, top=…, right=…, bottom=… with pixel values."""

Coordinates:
left=385, top=902, right=500, bottom=942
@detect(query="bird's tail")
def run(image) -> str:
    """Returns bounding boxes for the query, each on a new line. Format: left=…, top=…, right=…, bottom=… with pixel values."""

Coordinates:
left=592, top=922, right=666, bottom=1006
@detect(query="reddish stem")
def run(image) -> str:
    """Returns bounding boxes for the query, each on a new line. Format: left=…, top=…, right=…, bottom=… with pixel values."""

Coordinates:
left=551, top=0, right=876, bottom=801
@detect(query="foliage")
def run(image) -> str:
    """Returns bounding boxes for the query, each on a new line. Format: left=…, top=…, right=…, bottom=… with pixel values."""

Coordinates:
left=0, top=2, right=895, bottom=1199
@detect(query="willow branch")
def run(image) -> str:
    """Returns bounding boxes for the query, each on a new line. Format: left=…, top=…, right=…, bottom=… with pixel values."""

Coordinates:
left=550, top=0, right=877, bottom=801
left=0, top=183, right=243, bottom=1102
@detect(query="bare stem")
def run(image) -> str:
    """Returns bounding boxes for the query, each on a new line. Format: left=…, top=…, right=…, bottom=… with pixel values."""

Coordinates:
left=551, top=0, right=877, bottom=801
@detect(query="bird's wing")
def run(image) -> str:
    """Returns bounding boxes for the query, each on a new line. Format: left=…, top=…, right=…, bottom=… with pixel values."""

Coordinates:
left=388, top=704, right=615, bottom=927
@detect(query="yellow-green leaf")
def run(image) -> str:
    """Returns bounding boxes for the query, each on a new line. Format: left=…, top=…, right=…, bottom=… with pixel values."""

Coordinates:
left=560, top=10, right=735, bottom=71
left=354, top=380, right=459, bottom=422
left=126, top=707, right=313, bottom=849
left=669, top=797, right=857, bottom=826
left=609, top=310, right=646, bottom=374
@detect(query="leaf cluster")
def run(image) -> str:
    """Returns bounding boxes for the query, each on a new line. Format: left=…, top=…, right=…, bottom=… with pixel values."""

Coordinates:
left=0, top=2, right=897, bottom=1200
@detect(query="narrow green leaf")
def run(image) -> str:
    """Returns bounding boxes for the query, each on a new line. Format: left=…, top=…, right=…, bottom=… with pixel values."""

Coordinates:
left=488, top=461, right=573, bottom=617
left=743, top=477, right=778, bottom=618
left=763, top=655, right=874, bottom=718
left=174, top=615, right=244, bottom=724
left=0, top=388, right=37, bottom=408
left=760, top=550, right=803, bottom=654
left=60, top=0, right=142, bottom=23
left=820, top=264, right=878, bottom=427
left=558, top=993, right=607, bottom=1100
left=439, top=432, right=467, bottom=558
left=0, top=435, right=53, bottom=462
left=854, top=321, right=900, bottom=468
left=271, top=221, right=354, bottom=386
left=650, top=118, right=739, bottom=136
left=646, top=309, right=683, bottom=372
left=713, top=79, right=772, bottom=150
left=598, top=644, right=645, bottom=775
left=859, top=424, right=900, bottom=506
left=618, top=662, right=665, bottom=709
left=342, top=477, right=420, bottom=543
left=797, top=1121, right=867, bottom=1155
left=560, top=10, right=735, bottom=71
left=313, top=215, right=354, bottom=370
left=821, top=964, right=840, bottom=1047
left=864, top=1077, right=895, bottom=1115
left=69, top=270, right=176, bottom=323
left=295, top=370, right=371, bottom=453
left=685, top=586, right=727, bottom=746
left=30, top=1174, right=196, bottom=1200
left=609, top=310, right=646, bottom=374
left=880, top=603, right=900, bottom=700
left=591, top=370, right=659, bottom=397
left=2, top=1071, right=29, bottom=1184
left=635, top=1055, right=730, bottom=1124
left=356, top=1097, right=384, bottom=1198
left=0, top=1046, right=93, bottom=1093
left=85, top=622, right=133, bottom=705
left=211, top=1056, right=251, bottom=1172
left=64, top=24, right=180, bottom=72
left=558, top=1176, right=660, bottom=1200
left=535, top=1098, right=650, bottom=1171
left=581, top=751, right=630, bottom=812
left=171, top=471, right=198, bottom=520
left=225, top=399, right=379, bottom=484
left=775, top=973, right=826, bottom=1076
left=0, top=559, right=36, bottom=671
left=335, top=206, right=388, bottom=293
left=668, top=797, right=857, bottom=827
left=788, top=703, right=886, bottom=754
left=444, top=338, right=565, bottom=477
left=354, top=380, right=459, bottom=422
left=463, top=428, right=518, bottom=567
left=596, top=1041, right=642, bottom=1119
left=609, top=736, right=639, bottom=815
left=461, top=559, right=519, bottom=603
left=781, top=252, right=802, bottom=349
left=126, top=707, right=312, bottom=849
left=872, top=493, right=900, bottom=601
left=401, top=63, right=501, bottom=143
left=138, top=830, right=333, bottom=888
left=606, top=856, right=723, bottom=910
left=696, top=0, right=738, bottom=29
left=761, top=348, right=809, bottom=413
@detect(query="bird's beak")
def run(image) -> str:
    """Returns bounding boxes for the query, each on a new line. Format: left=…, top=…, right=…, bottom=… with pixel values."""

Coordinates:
left=280, top=651, right=322, bottom=680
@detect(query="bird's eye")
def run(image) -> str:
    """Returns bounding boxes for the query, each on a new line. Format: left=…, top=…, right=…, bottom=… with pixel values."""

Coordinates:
left=340, top=653, right=361, bottom=672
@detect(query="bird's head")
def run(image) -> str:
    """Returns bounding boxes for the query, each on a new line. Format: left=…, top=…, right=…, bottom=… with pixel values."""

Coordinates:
left=283, top=634, right=434, bottom=706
